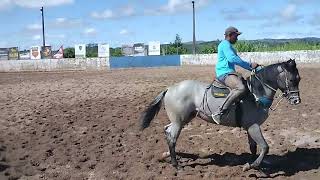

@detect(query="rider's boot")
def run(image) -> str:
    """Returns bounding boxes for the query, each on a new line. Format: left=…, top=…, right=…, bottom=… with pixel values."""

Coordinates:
left=212, top=89, right=244, bottom=124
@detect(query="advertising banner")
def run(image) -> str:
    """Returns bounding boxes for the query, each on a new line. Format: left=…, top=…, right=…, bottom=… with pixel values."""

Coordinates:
left=121, top=44, right=134, bottom=56
left=53, top=46, right=64, bottom=59
left=20, top=51, right=30, bottom=60
left=133, top=43, right=145, bottom=56
left=148, top=41, right=161, bottom=56
left=98, top=43, right=110, bottom=58
left=75, top=44, right=86, bottom=58
left=8, top=47, right=19, bottom=60
left=41, top=46, right=52, bottom=59
left=0, top=48, right=8, bottom=60
left=30, top=46, right=41, bottom=60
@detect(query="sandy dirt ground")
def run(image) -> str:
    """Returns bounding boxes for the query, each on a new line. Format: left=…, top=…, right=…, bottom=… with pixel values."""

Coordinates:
left=0, top=65, right=319, bottom=180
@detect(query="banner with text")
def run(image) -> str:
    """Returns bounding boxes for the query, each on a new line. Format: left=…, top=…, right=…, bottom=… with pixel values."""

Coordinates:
left=20, top=51, right=30, bottom=60
left=148, top=41, right=161, bottom=56
left=98, top=43, right=110, bottom=58
left=121, top=44, right=134, bottom=56
left=133, top=43, right=145, bottom=56
left=75, top=44, right=86, bottom=58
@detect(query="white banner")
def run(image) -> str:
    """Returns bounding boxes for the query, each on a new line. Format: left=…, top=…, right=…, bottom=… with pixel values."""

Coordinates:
left=98, top=43, right=110, bottom=57
left=20, top=51, right=30, bottom=60
left=30, top=46, right=41, bottom=60
left=75, top=44, right=86, bottom=58
left=122, top=44, right=134, bottom=56
left=148, top=41, right=160, bottom=56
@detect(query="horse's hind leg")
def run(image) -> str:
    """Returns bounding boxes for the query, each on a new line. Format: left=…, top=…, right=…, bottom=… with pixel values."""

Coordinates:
left=247, top=133, right=257, bottom=155
left=243, top=123, right=269, bottom=171
left=164, top=122, right=182, bottom=168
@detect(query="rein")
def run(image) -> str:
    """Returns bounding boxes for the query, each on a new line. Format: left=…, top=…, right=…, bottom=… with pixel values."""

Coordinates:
left=248, top=67, right=285, bottom=111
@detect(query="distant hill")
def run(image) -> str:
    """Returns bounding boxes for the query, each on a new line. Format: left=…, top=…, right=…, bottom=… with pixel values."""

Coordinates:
left=181, top=37, right=320, bottom=53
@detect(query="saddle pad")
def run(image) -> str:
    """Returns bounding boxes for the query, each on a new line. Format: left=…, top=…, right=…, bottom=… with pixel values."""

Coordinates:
left=211, top=80, right=230, bottom=98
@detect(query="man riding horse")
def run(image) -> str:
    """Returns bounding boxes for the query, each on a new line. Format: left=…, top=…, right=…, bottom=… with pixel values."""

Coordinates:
left=213, top=26, right=259, bottom=124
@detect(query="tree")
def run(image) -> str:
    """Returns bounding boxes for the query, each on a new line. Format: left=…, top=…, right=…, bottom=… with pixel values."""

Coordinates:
left=63, top=47, right=75, bottom=58
left=86, top=43, right=98, bottom=57
left=174, top=34, right=182, bottom=47
left=110, top=48, right=123, bottom=57
left=200, top=44, right=217, bottom=54
left=162, top=34, right=188, bottom=55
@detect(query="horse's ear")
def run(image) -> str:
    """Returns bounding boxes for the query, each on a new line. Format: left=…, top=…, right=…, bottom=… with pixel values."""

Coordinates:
left=286, top=59, right=296, bottom=69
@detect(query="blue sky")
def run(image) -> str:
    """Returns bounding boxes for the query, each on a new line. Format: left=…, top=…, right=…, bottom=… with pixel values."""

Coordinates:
left=0, top=0, right=320, bottom=49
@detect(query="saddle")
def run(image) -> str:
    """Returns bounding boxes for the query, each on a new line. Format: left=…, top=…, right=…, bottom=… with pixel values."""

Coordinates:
left=210, top=79, right=231, bottom=98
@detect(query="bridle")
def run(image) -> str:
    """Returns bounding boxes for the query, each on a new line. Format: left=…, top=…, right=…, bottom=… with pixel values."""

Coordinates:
left=248, top=65, right=300, bottom=111
left=278, top=68, right=300, bottom=101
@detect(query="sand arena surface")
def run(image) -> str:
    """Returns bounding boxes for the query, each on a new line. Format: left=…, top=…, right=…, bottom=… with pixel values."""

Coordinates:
left=0, top=66, right=319, bottom=179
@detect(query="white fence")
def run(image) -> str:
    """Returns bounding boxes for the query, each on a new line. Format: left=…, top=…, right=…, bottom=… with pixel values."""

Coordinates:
left=0, top=58, right=109, bottom=72
left=181, top=50, right=320, bottom=65
left=1, top=50, right=320, bottom=72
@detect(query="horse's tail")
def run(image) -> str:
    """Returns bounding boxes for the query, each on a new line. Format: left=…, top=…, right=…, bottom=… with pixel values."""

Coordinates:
left=140, top=89, right=167, bottom=130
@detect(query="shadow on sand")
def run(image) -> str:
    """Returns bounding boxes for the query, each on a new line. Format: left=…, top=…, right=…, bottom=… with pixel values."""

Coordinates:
left=177, top=147, right=320, bottom=177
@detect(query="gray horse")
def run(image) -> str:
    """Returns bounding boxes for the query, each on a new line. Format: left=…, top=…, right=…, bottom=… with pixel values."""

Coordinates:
left=140, top=59, right=301, bottom=171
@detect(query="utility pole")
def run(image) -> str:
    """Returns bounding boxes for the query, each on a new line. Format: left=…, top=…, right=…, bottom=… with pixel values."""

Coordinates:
left=192, top=1, right=196, bottom=55
left=40, top=7, right=46, bottom=48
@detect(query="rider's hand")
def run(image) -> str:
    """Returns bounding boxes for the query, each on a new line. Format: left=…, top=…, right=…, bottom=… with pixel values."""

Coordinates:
left=251, top=63, right=259, bottom=69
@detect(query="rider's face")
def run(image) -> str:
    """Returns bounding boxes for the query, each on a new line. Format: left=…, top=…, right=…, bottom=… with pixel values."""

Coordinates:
left=229, top=33, right=238, bottom=44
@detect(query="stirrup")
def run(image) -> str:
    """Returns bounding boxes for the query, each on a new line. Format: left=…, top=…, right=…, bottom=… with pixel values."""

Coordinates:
left=211, top=112, right=222, bottom=124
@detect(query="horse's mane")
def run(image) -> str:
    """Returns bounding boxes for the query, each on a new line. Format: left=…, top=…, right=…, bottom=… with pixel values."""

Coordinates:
left=255, top=62, right=283, bottom=80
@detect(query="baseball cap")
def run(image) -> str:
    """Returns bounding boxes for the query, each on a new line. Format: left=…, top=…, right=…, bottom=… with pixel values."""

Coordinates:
left=225, top=26, right=242, bottom=36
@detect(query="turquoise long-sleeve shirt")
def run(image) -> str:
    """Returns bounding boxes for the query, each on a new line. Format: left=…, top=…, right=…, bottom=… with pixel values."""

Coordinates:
left=215, top=40, right=252, bottom=78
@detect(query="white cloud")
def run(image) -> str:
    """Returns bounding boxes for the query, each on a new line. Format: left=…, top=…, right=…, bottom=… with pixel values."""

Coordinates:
left=91, top=9, right=114, bottom=19
left=84, top=28, right=97, bottom=36
left=146, top=0, right=211, bottom=15
left=0, top=0, right=11, bottom=10
left=32, top=35, right=41, bottom=40
left=24, top=18, right=82, bottom=34
left=280, top=4, right=297, bottom=22
left=310, top=13, right=320, bottom=26
left=51, top=17, right=83, bottom=28
left=91, top=5, right=136, bottom=19
left=221, top=7, right=268, bottom=21
left=119, top=29, right=130, bottom=35
left=12, top=0, right=73, bottom=8
left=122, top=5, right=135, bottom=16
left=26, top=23, right=42, bottom=31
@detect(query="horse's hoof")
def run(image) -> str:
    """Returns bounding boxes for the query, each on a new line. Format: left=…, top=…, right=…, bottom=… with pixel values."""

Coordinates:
left=161, top=151, right=170, bottom=159
left=174, top=165, right=183, bottom=171
left=243, top=163, right=251, bottom=171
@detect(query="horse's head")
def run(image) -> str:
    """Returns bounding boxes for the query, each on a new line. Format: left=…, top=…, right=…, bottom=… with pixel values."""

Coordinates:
left=277, top=59, right=301, bottom=105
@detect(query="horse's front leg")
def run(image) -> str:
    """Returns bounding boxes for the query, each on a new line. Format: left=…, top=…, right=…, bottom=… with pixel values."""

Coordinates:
left=243, top=123, right=269, bottom=171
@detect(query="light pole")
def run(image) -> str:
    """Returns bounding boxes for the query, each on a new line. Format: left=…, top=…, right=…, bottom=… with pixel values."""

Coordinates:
left=40, top=7, right=46, bottom=48
left=192, top=1, right=196, bottom=55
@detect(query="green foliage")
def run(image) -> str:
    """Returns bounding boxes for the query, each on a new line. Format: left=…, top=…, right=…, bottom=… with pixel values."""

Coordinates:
left=174, top=34, right=183, bottom=47
left=110, top=48, right=123, bottom=57
left=86, top=43, right=98, bottom=57
left=234, top=41, right=256, bottom=52
left=254, top=42, right=320, bottom=52
left=63, top=47, right=75, bottom=58
left=161, top=34, right=188, bottom=55
left=199, top=44, right=217, bottom=54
